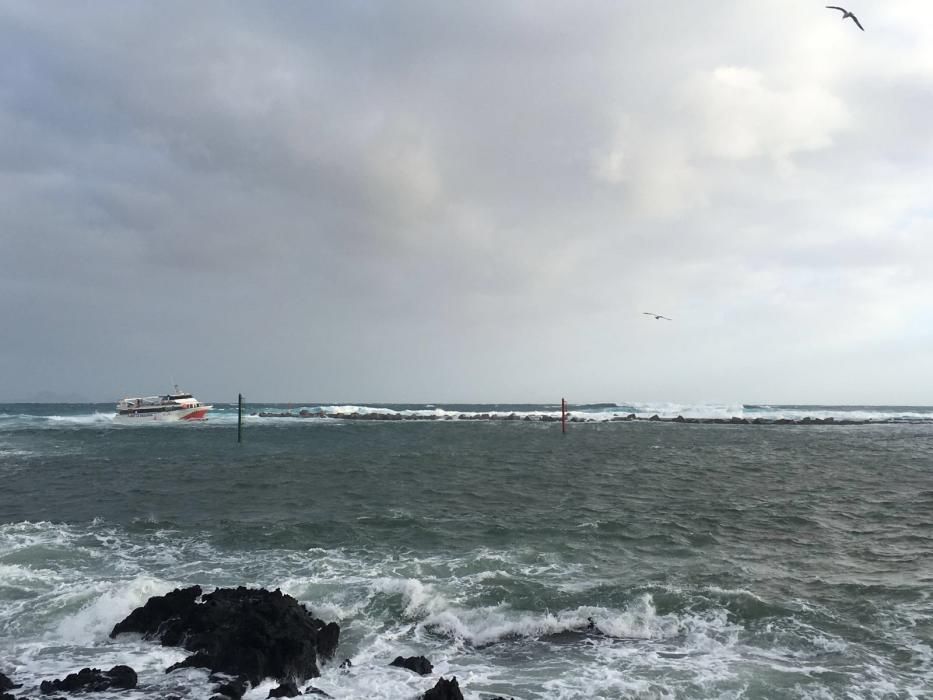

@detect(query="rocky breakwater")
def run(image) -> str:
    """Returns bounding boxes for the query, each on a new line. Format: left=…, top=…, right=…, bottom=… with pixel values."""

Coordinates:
left=253, top=410, right=890, bottom=426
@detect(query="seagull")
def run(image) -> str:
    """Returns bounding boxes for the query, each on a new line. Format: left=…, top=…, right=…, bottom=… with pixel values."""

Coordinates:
left=642, top=312, right=672, bottom=321
left=826, top=6, right=864, bottom=31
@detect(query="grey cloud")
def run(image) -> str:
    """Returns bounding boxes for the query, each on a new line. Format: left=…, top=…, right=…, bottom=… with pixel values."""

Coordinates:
left=1, top=1, right=932, bottom=402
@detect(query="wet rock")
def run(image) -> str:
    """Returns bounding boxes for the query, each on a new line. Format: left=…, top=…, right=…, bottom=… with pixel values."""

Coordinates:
left=0, top=693, right=16, bottom=700
left=39, top=665, right=137, bottom=694
left=648, top=414, right=660, bottom=421
left=673, top=415, right=686, bottom=423
left=304, top=687, right=333, bottom=697
left=423, top=677, right=464, bottom=700
left=111, top=584, right=203, bottom=639
left=112, top=585, right=339, bottom=685
left=389, top=655, right=433, bottom=675
left=0, top=673, right=19, bottom=691
left=267, top=680, right=300, bottom=698
left=339, top=659, right=352, bottom=670
left=0, top=673, right=23, bottom=692
left=213, top=675, right=249, bottom=699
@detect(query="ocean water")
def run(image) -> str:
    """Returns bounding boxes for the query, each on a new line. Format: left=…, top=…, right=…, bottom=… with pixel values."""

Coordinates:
left=0, top=403, right=931, bottom=699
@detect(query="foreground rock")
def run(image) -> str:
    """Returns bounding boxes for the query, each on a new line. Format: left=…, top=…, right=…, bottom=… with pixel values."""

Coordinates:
left=110, top=586, right=339, bottom=685
left=0, top=673, right=18, bottom=692
left=267, top=680, right=300, bottom=697
left=39, top=666, right=137, bottom=694
left=212, top=675, right=249, bottom=699
left=389, top=655, right=433, bottom=675
left=423, top=677, right=463, bottom=700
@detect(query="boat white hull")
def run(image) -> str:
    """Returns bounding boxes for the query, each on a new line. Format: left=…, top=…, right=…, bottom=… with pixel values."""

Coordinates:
left=113, top=406, right=212, bottom=423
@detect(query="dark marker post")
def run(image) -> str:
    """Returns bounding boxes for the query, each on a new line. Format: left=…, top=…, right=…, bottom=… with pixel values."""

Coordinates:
left=561, top=397, right=567, bottom=434
left=237, top=393, right=243, bottom=443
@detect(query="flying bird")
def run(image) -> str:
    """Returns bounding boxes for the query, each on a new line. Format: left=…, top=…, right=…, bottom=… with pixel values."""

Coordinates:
left=643, top=312, right=672, bottom=321
left=826, top=6, right=864, bottom=31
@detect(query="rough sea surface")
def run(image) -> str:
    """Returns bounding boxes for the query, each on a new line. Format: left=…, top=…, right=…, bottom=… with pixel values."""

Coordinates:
left=1, top=403, right=931, bottom=699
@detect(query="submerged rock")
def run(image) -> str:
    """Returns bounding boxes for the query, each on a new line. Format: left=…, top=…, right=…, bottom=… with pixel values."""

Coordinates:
left=423, top=677, right=464, bottom=700
left=39, top=665, right=137, bottom=694
left=389, top=655, right=433, bottom=675
left=111, top=586, right=340, bottom=685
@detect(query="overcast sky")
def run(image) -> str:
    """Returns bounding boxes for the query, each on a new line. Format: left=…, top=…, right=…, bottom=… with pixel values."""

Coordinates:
left=1, top=1, right=932, bottom=404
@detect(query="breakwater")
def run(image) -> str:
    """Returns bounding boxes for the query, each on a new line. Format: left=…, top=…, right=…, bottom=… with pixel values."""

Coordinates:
left=253, top=409, right=912, bottom=425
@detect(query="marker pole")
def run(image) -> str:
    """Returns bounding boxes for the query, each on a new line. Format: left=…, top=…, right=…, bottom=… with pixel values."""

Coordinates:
left=238, top=393, right=243, bottom=443
left=561, top=397, right=567, bottom=434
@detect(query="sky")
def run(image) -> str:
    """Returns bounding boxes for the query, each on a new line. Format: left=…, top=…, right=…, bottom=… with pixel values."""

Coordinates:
left=1, top=1, right=932, bottom=404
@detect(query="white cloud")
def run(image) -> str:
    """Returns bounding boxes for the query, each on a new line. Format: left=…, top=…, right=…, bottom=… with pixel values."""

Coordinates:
left=687, top=66, right=850, bottom=165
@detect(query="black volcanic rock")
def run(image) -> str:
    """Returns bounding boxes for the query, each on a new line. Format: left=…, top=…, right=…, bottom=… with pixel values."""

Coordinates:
left=0, top=673, right=18, bottom=691
left=39, top=665, right=137, bottom=694
left=111, top=586, right=339, bottom=685
left=423, top=677, right=464, bottom=700
left=111, top=584, right=203, bottom=639
left=389, top=655, right=433, bottom=675
left=213, top=676, right=249, bottom=699
left=267, top=681, right=300, bottom=698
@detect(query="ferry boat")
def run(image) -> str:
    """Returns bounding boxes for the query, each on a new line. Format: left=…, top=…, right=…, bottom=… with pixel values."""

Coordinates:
left=115, top=387, right=211, bottom=422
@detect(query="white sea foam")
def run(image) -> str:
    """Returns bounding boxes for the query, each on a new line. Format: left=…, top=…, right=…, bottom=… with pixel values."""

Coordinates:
left=370, top=577, right=451, bottom=618
left=54, top=576, right=176, bottom=643
left=233, top=402, right=933, bottom=424
left=1, top=521, right=929, bottom=698
left=46, top=412, right=117, bottom=424
left=3, top=403, right=933, bottom=432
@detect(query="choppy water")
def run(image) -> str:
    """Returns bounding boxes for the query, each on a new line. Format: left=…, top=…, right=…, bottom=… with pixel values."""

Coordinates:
left=1, top=403, right=931, bottom=699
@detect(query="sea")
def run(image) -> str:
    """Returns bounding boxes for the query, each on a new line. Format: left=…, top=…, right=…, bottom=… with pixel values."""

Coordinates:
left=1, top=402, right=931, bottom=699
